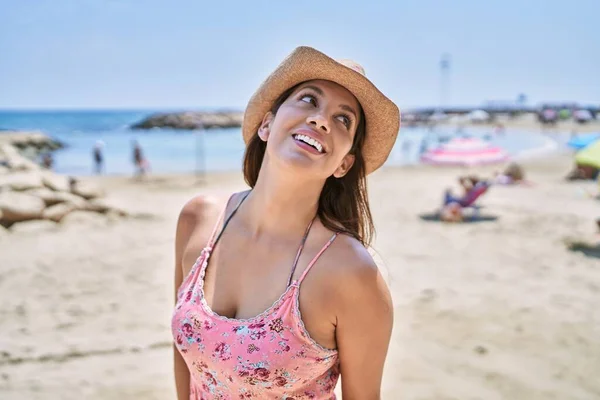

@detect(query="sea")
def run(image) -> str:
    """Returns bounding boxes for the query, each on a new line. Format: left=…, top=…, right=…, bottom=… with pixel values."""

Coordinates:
left=0, top=110, right=558, bottom=176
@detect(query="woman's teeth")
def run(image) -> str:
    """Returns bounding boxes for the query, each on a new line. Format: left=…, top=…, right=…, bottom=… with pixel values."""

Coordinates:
left=293, top=134, right=323, bottom=153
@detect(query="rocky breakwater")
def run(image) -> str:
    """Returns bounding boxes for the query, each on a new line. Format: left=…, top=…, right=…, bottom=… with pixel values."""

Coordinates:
left=0, top=144, right=128, bottom=236
left=0, top=130, right=65, bottom=160
left=131, top=111, right=244, bottom=130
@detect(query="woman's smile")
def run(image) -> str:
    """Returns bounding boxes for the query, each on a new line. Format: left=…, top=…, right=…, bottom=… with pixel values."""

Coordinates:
left=292, top=129, right=327, bottom=154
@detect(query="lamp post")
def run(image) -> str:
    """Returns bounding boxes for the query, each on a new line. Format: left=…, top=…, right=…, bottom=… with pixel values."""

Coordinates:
left=195, top=123, right=205, bottom=185
left=440, top=53, right=451, bottom=111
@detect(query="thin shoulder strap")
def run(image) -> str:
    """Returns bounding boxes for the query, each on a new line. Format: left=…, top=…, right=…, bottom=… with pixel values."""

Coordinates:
left=286, top=217, right=316, bottom=287
left=207, top=191, right=250, bottom=248
left=296, top=232, right=339, bottom=285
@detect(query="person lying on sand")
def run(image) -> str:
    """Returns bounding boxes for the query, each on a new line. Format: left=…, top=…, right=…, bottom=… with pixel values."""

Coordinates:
left=493, top=162, right=534, bottom=186
left=566, top=164, right=598, bottom=181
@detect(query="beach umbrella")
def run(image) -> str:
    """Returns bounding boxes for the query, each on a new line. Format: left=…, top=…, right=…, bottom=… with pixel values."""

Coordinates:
left=575, top=140, right=600, bottom=169
left=567, top=133, right=600, bottom=150
left=574, top=109, right=593, bottom=122
left=421, top=137, right=509, bottom=166
left=541, top=109, right=558, bottom=122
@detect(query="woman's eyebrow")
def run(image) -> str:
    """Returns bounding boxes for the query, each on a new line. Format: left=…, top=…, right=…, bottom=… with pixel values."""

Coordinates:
left=300, top=85, right=324, bottom=96
left=339, top=104, right=357, bottom=119
left=300, top=84, right=358, bottom=119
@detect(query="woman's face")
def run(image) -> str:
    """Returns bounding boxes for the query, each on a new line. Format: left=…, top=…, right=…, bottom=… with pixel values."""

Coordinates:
left=257, top=79, right=361, bottom=180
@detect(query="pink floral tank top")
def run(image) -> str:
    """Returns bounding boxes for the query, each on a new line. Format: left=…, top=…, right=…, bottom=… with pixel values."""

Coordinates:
left=172, top=192, right=340, bottom=399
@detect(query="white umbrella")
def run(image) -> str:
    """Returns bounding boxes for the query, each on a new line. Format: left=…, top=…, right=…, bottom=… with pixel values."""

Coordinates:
left=574, top=109, right=593, bottom=122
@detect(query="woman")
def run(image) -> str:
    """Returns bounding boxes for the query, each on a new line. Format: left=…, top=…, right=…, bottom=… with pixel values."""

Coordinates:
left=172, top=46, right=400, bottom=399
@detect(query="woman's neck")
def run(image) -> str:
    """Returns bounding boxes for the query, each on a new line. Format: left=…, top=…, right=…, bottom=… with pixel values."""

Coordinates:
left=241, top=163, right=324, bottom=240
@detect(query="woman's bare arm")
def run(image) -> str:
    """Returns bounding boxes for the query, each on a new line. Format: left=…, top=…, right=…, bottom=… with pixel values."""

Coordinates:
left=335, top=248, right=394, bottom=400
left=173, top=197, right=208, bottom=400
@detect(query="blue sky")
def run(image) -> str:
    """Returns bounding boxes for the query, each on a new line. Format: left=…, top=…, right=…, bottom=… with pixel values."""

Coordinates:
left=1, top=0, right=598, bottom=110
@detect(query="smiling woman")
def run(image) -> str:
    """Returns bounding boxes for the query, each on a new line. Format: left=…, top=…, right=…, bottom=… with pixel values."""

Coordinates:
left=244, top=79, right=370, bottom=245
left=171, top=46, right=400, bottom=400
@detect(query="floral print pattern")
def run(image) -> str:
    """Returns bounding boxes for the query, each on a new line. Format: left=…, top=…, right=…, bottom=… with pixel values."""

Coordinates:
left=172, top=247, right=339, bottom=399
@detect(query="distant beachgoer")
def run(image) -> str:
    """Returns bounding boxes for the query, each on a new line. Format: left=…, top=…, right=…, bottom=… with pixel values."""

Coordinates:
left=41, top=153, right=54, bottom=169
left=68, top=177, right=78, bottom=192
left=132, top=140, right=148, bottom=177
left=171, top=46, right=398, bottom=399
left=444, top=175, right=486, bottom=205
left=566, top=164, right=598, bottom=181
left=93, top=141, right=104, bottom=174
left=401, top=140, right=412, bottom=160
left=419, top=138, right=428, bottom=155
left=493, top=162, right=528, bottom=185
left=493, top=124, right=505, bottom=136
left=440, top=176, right=491, bottom=222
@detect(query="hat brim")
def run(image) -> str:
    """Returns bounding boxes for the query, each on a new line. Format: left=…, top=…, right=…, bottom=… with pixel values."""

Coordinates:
left=242, top=46, right=400, bottom=174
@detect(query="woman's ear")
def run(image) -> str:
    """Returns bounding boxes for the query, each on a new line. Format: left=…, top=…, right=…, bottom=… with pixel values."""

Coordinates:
left=333, top=154, right=355, bottom=178
left=257, top=112, right=274, bottom=142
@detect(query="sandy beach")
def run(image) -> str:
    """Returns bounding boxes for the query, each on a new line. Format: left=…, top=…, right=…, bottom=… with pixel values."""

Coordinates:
left=1, top=145, right=599, bottom=399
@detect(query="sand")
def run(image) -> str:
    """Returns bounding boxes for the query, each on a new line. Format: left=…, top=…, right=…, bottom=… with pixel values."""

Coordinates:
left=1, top=147, right=599, bottom=399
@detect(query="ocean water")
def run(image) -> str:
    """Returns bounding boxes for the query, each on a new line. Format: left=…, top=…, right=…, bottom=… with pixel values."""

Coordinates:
left=0, top=110, right=553, bottom=176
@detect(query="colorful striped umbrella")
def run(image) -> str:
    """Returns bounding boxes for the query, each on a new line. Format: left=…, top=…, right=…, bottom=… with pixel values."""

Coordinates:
left=567, top=133, right=600, bottom=150
left=421, top=137, right=509, bottom=166
left=575, top=140, right=600, bottom=169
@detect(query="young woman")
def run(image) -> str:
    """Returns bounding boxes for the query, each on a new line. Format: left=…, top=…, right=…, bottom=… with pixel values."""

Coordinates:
left=172, top=46, right=400, bottom=399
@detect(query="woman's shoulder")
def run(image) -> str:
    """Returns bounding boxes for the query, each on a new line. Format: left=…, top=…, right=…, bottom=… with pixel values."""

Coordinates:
left=176, top=191, right=247, bottom=233
left=314, top=233, right=392, bottom=318
left=313, top=232, right=383, bottom=291
left=326, top=232, right=373, bottom=262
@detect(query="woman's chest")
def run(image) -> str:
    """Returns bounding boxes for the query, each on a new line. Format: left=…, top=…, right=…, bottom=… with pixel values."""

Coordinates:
left=202, top=246, right=299, bottom=320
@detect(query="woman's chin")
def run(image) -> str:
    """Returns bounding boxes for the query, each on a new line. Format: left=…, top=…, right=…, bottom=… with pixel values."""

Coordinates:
left=272, top=151, right=331, bottom=177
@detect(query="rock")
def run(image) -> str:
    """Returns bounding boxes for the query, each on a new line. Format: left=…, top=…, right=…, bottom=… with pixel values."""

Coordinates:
left=0, top=132, right=64, bottom=174
left=131, top=111, right=244, bottom=130
left=0, top=131, right=64, bottom=152
left=0, top=172, right=44, bottom=191
left=71, top=180, right=104, bottom=200
left=84, top=198, right=111, bottom=213
left=60, top=211, right=107, bottom=227
left=24, top=187, right=61, bottom=205
left=57, top=192, right=88, bottom=208
left=0, top=144, right=40, bottom=172
left=43, top=203, right=76, bottom=222
left=10, top=220, right=59, bottom=234
left=41, top=171, right=71, bottom=192
left=25, top=188, right=87, bottom=208
left=0, top=192, right=45, bottom=223
left=85, top=198, right=127, bottom=215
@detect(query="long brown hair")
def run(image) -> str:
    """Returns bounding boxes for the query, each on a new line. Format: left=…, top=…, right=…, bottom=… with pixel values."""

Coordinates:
left=242, top=83, right=374, bottom=247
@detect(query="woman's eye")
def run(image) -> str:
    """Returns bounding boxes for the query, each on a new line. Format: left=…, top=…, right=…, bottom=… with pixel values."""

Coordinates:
left=300, top=95, right=316, bottom=106
left=337, top=115, right=351, bottom=127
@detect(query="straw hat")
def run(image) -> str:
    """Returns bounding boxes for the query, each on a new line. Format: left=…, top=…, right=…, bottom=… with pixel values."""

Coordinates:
left=242, top=46, right=400, bottom=174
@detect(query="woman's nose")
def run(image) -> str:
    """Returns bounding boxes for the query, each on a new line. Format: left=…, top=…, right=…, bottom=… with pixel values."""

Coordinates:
left=307, top=114, right=330, bottom=134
